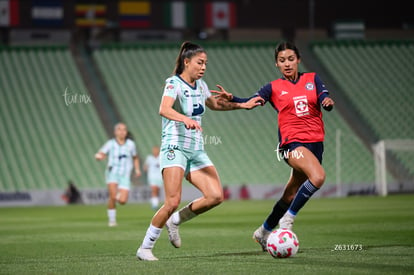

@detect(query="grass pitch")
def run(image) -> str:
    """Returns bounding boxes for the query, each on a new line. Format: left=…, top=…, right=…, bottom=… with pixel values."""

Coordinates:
left=0, top=194, right=413, bottom=274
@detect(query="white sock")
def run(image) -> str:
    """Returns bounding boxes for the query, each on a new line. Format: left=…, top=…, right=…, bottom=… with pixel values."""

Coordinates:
left=141, top=224, right=162, bottom=249
left=172, top=203, right=197, bottom=225
left=150, top=197, right=159, bottom=209
left=107, top=209, right=116, bottom=223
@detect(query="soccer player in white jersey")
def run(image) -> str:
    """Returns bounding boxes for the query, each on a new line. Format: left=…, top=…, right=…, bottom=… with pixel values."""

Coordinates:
left=136, top=41, right=263, bottom=261
left=144, top=146, right=163, bottom=210
left=95, top=123, right=141, bottom=227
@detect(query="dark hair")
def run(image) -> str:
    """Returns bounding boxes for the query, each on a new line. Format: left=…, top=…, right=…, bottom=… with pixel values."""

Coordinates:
left=173, top=41, right=206, bottom=75
left=274, top=41, right=301, bottom=62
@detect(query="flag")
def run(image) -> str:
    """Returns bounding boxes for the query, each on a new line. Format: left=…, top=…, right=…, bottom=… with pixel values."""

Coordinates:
left=0, top=0, right=19, bottom=27
left=75, top=3, right=107, bottom=27
left=32, top=0, right=63, bottom=27
left=205, top=2, right=236, bottom=29
left=163, top=1, right=193, bottom=29
left=119, top=1, right=150, bottom=28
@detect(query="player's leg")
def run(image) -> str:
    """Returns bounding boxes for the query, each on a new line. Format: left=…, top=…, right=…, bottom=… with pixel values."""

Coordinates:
left=137, top=166, right=184, bottom=261
left=107, top=182, right=118, bottom=227
left=116, top=176, right=131, bottom=205
left=253, top=169, right=307, bottom=251
left=165, top=165, right=223, bottom=248
left=150, top=184, right=160, bottom=210
left=279, top=146, right=325, bottom=230
left=186, top=165, right=224, bottom=214
left=117, top=188, right=129, bottom=205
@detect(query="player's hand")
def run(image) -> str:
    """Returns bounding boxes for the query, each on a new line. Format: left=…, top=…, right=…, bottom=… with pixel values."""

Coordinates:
left=95, top=152, right=105, bottom=160
left=183, top=118, right=202, bottom=131
left=242, top=96, right=265, bottom=110
left=135, top=169, right=142, bottom=178
left=322, top=97, right=334, bottom=111
left=211, top=85, right=233, bottom=101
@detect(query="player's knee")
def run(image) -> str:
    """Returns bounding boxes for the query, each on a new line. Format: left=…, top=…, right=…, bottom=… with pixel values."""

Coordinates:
left=207, top=192, right=224, bottom=207
left=109, top=193, right=117, bottom=202
left=118, top=198, right=128, bottom=205
left=310, top=170, right=325, bottom=188
left=165, top=197, right=181, bottom=211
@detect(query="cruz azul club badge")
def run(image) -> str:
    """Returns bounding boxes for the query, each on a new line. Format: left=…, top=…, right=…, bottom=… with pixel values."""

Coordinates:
left=293, top=95, right=309, bottom=116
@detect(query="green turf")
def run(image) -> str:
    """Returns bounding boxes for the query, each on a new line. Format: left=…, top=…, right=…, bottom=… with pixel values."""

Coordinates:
left=0, top=195, right=413, bottom=274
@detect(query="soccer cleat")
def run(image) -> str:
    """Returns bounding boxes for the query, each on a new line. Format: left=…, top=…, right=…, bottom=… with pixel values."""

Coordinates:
left=279, top=213, right=294, bottom=231
left=165, top=217, right=181, bottom=248
left=108, top=221, right=118, bottom=227
left=253, top=225, right=271, bottom=252
left=136, top=247, right=158, bottom=261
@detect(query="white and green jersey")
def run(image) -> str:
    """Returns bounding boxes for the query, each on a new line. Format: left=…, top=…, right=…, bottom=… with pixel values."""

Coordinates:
left=99, top=138, right=136, bottom=176
left=161, top=75, right=211, bottom=151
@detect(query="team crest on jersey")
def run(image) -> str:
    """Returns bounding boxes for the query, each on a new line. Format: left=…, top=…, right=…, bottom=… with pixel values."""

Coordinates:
left=305, top=82, right=314, bottom=90
left=167, top=149, right=176, bottom=160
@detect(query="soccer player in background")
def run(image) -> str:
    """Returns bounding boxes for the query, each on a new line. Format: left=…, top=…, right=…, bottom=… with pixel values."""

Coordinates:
left=95, top=122, right=141, bottom=227
left=144, top=145, right=163, bottom=210
left=136, top=41, right=262, bottom=261
left=213, top=41, right=335, bottom=251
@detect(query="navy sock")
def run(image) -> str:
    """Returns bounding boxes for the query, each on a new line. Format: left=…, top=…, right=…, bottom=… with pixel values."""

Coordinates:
left=263, top=199, right=291, bottom=231
left=288, top=180, right=319, bottom=216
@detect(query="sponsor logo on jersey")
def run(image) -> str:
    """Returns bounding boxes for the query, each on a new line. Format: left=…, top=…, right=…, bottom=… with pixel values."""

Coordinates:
left=280, top=90, right=289, bottom=96
left=118, top=154, right=128, bottom=160
left=192, top=103, right=204, bottom=116
left=293, top=95, right=309, bottom=116
left=184, top=90, right=201, bottom=98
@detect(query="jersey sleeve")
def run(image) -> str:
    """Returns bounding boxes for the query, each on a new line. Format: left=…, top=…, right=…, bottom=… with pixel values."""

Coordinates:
left=315, top=74, right=329, bottom=102
left=231, top=83, right=272, bottom=103
left=256, top=83, right=272, bottom=102
left=130, top=140, right=137, bottom=157
left=314, top=74, right=333, bottom=111
left=163, top=78, right=179, bottom=100
left=99, top=140, right=112, bottom=154
left=201, top=80, right=212, bottom=99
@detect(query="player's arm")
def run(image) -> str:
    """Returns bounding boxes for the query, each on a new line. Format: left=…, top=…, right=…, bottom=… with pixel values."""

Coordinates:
left=95, top=141, right=111, bottom=160
left=95, top=151, right=106, bottom=160
left=159, top=95, right=202, bottom=131
left=315, top=74, right=334, bottom=111
left=143, top=158, right=149, bottom=172
left=207, top=85, right=264, bottom=111
left=133, top=155, right=141, bottom=177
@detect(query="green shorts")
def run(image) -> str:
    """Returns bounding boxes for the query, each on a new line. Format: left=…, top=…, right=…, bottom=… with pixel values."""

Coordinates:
left=105, top=170, right=131, bottom=190
left=160, top=145, right=214, bottom=176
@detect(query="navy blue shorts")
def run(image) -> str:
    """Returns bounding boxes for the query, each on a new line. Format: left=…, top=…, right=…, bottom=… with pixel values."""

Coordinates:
left=280, top=142, right=324, bottom=164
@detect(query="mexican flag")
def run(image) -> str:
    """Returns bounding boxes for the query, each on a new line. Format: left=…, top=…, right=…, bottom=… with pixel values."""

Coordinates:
left=163, top=1, right=193, bottom=29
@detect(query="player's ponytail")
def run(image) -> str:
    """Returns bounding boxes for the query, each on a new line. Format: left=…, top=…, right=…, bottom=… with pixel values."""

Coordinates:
left=173, top=41, right=206, bottom=75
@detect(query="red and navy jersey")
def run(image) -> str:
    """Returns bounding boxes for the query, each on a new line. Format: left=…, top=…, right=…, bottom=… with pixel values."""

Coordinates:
left=243, top=72, right=330, bottom=146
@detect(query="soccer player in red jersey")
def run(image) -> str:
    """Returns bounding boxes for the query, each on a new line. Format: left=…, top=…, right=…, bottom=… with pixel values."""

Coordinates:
left=213, top=41, right=335, bottom=251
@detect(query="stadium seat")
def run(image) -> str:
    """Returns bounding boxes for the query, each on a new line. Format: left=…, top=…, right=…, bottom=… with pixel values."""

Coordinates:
left=0, top=46, right=107, bottom=192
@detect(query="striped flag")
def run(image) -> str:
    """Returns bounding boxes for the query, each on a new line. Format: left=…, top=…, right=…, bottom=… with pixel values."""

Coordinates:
left=75, top=3, right=107, bottom=27
left=205, top=2, right=236, bottom=29
left=163, top=1, right=193, bottom=29
left=0, top=0, right=19, bottom=27
left=32, top=0, right=63, bottom=27
left=119, top=1, right=151, bottom=28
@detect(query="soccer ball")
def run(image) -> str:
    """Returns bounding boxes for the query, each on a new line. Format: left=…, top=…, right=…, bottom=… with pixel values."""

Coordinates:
left=266, top=228, right=299, bottom=258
